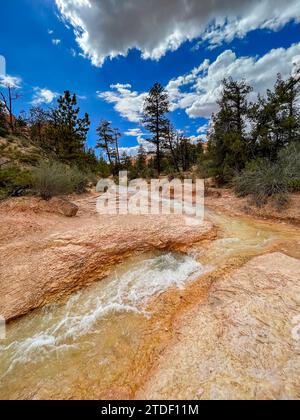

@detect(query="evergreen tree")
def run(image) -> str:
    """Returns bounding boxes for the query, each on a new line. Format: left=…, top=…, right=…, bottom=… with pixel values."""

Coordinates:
left=142, top=83, right=170, bottom=175
left=112, top=128, right=121, bottom=167
left=98, top=156, right=111, bottom=177
left=208, top=78, right=252, bottom=182
left=28, top=107, right=50, bottom=147
left=96, top=120, right=115, bottom=165
left=120, top=152, right=133, bottom=171
left=47, top=91, right=90, bottom=164
left=135, top=145, right=147, bottom=176
left=250, top=74, right=300, bottom=160
left=164, top=122, right=180, bottom=172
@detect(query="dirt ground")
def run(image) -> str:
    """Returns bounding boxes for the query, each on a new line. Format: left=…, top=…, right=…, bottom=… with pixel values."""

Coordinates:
left=205, top=188, right=300, bottom=225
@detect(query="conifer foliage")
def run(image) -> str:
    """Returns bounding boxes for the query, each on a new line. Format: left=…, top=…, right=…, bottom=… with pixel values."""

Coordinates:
left=142, top=83, right=170, bottom=175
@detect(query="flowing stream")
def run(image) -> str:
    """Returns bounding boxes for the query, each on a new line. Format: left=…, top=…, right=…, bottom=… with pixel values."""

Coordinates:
left=0, top=209, right=299, bottom=400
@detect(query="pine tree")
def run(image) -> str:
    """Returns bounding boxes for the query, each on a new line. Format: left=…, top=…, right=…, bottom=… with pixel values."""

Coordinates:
left=135, top=145, right=147, bottom=176
left=96, top=120, right=115, bottom=166
left=142, top=83, right=170, bottom=175
left=208, top=78, right=252, bottom=182
left=250, top=74, right=300, bottom=160
left=28, top=107, right=50, bottom=147
left=164, top=122, right=180, bottom=172
left=47, top=91, right=90, bottom=164
left=112, top=128, right=121, bottom=167
left=120, top=152, right=133, bottom=170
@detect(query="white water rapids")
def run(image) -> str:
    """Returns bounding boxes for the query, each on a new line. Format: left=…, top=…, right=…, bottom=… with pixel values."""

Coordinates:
left=0, top=252, right=209, bottom=399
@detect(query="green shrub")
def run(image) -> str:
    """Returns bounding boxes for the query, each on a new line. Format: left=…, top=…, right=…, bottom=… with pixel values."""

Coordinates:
left=0, top=166, right=33, bottom=199
left=288, top=179, right=300, bottom=192
left=68, top=166, right=91, bottom=194
left=31, top=161, right=92, bottom=200
left=278, top=142, right=300, bottom=180
left=32, top=161, right=73, bottom=200
left=233, top=142, right=300, bottom=208
left=234, top=159, right=288, bottom=200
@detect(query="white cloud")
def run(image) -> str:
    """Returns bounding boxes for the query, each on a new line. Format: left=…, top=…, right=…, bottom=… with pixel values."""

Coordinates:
left=197, top=124, right=209, bottom=134
left=52, top=38, right=61, bottom=45
left=125, top=128, right=144, bottom=137
left=55, top=0, right=300, bottom=66
left=48, top=29, right=54, bottom=35
left=100, top=42, right=300, bottom=122
left=118, top=147, right=139, bottom=157
left=188, top=134, right=207, bottom=144
left=119, top=139, right=155, bottom=157
left=70, top=48, right=77, bottom=57
left=31, top=88, right=59, bottom=106
left=0, top=75, right=22, bottom=89
left=168, top=42, right=300, bottom=118
left=98, top=84, right=147, bottom=123
left=119, top=127, right=156, bottom=156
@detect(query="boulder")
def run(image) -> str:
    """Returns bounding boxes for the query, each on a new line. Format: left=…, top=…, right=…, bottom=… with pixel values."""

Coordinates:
left=49, top=197, right=79, bottom=217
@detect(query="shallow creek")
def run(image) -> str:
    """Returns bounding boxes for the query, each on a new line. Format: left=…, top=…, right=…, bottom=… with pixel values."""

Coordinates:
left=0, top=210, right=299, bottom=400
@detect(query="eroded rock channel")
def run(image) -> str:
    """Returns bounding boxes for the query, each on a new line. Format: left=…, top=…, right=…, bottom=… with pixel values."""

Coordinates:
left=0, top=194, right=299, bottom=400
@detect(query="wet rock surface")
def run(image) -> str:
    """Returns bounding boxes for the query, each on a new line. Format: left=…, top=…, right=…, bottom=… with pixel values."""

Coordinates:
left=137, top=253, right=300, bottom=400
left=0, top=194, right=214, bottom=321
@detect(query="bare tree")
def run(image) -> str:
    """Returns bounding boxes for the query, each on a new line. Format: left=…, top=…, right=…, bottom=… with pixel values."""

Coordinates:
left=0, top=79, right=21, bottom=131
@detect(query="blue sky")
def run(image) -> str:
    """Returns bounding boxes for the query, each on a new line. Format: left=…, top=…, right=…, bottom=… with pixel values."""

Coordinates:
left=1, top=0, right=300, bottom=155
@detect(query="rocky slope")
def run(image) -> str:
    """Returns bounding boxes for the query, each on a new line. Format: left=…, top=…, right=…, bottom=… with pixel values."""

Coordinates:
left=0, top=135, right=46, bottom=169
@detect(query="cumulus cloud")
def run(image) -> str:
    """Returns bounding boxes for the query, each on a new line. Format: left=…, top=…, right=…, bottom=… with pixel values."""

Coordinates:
left=119, top=140, right=155, bottom=157
left=31, top=88, right=59, bottom=105
left=0, top=75, right=22, bottom=89
left=55, top=0, right=300, bottom=66
left=119, top=127, right=156, bottom=156
left=100, top=42, right=300, bottom=121
left=165, top=41, right=300, bottom=118
left=98, top=84, right=147, bottom=123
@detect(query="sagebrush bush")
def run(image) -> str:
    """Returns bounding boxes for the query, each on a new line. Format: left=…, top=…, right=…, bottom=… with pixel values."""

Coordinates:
left=234, top=159, right=288, bottom=200
left=288, top=179, right=300, bottom=192
left=68, top=166, right=92, bottom=194
left=0, top=166, right=33, bottom=199
left=278, top=142, right=300, bottom=180
left=233, top=142, right=300, bottom=207
left=32, top=161, right=90, bottom=200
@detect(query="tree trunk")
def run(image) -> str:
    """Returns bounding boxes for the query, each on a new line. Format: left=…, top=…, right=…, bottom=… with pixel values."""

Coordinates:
left=105, top=139, right=113, bottom=166
left=169, top=138, right=180, bottom=172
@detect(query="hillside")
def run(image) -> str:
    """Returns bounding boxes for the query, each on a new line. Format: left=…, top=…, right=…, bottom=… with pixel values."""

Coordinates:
left=0, top=135, right=47, bottom=169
